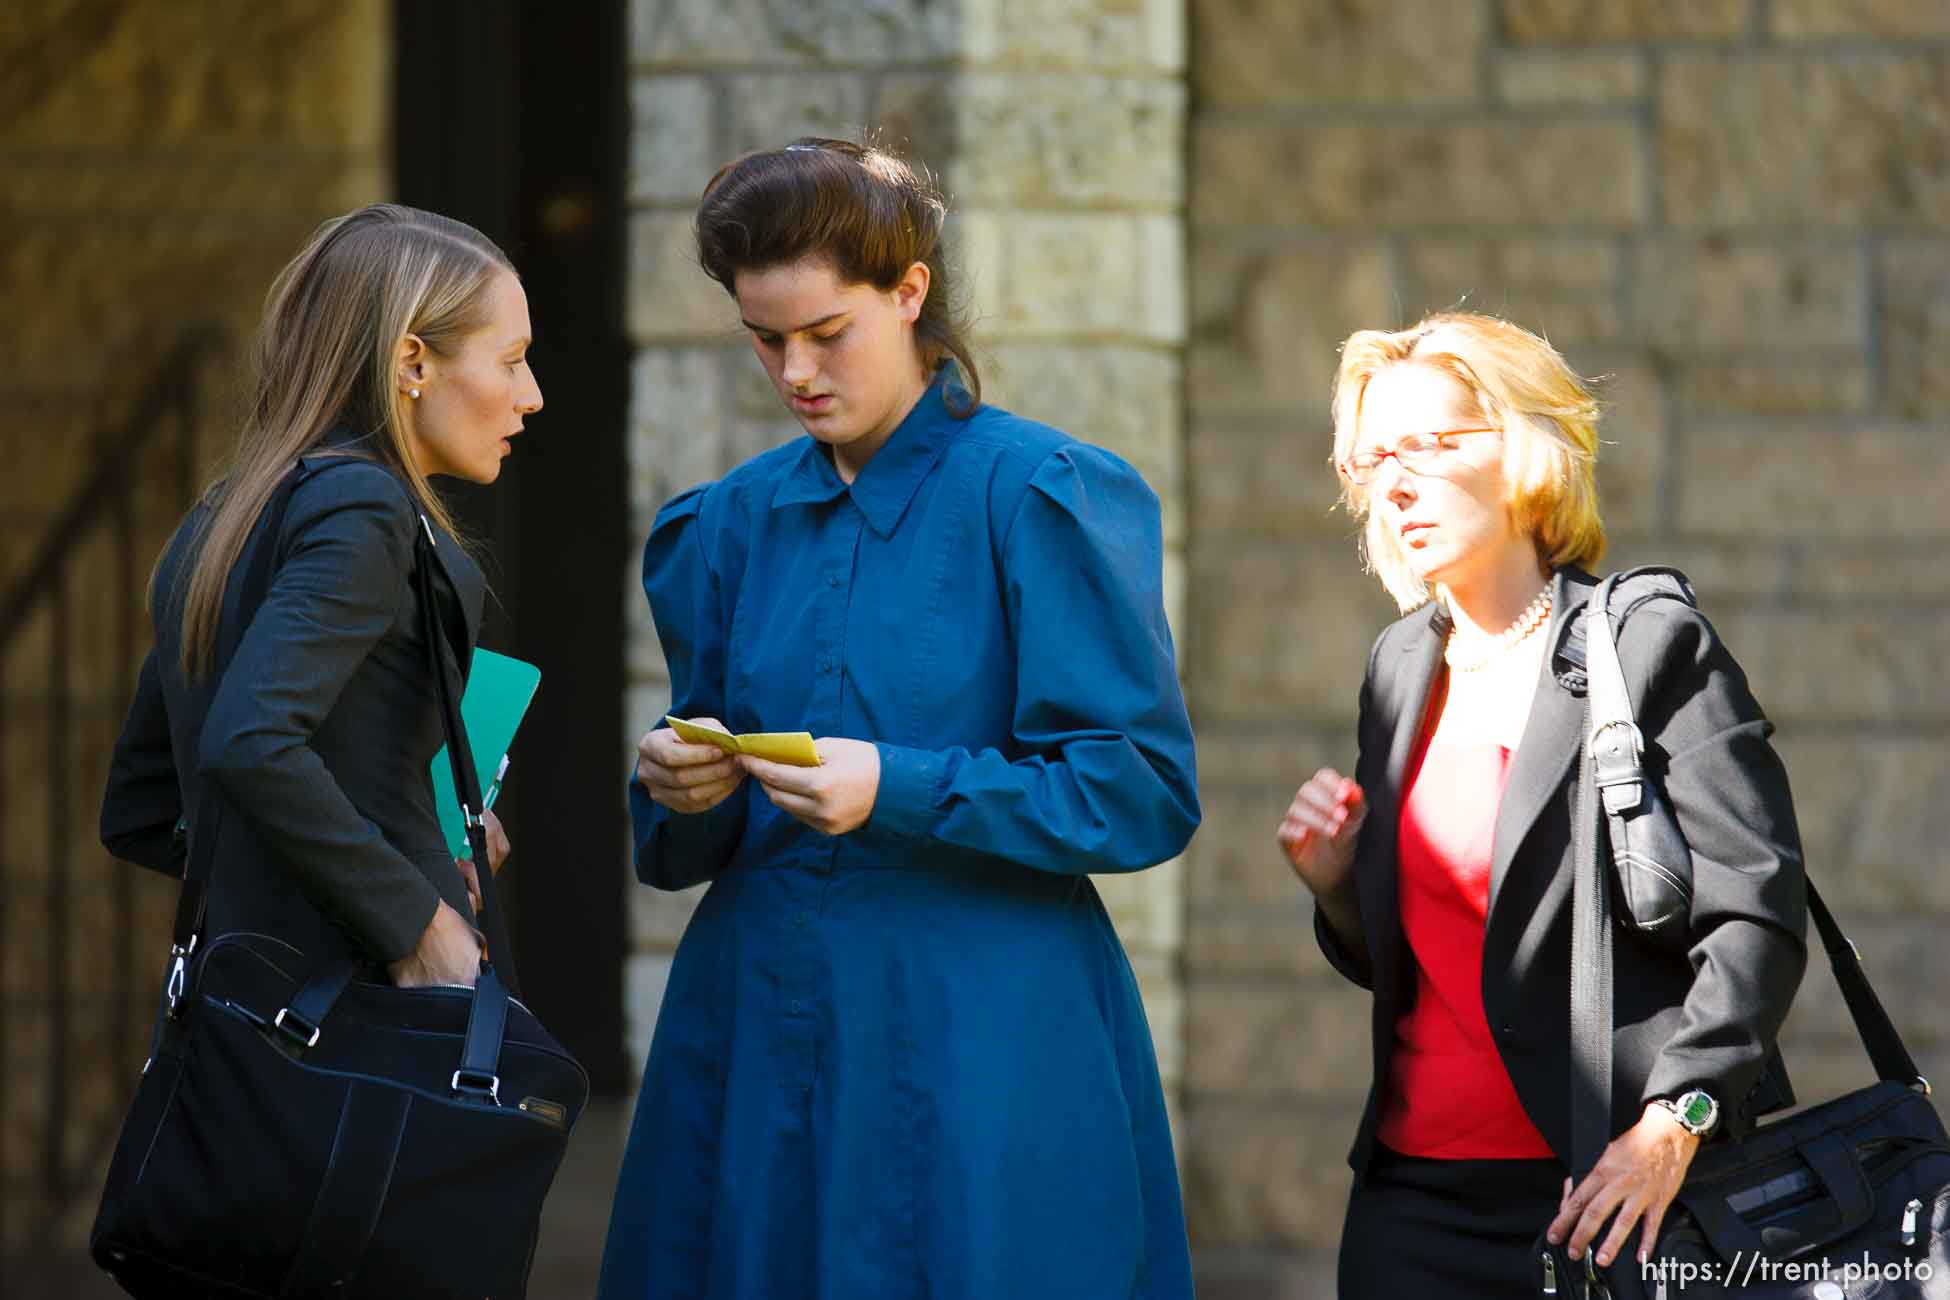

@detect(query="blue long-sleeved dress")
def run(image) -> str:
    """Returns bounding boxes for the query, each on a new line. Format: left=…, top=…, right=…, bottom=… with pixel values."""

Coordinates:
left=598, top=373, right=1201, bottom=1300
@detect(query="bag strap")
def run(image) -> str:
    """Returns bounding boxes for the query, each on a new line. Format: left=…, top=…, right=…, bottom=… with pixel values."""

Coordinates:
left=411, top=512, right=521, bottom=999
left=1569, top=575, right=1929, bottom=1175
left=166, top=459, right=521, bottom=1009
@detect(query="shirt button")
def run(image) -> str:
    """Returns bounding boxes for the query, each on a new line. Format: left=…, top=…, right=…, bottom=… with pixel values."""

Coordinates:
left=796, top=911, right=811, bottom=927
left=820, top=657, right=833, bottom=674
left=826, top=572, right=841, bottom=588
left=788, top=999, right=802, bottom=1015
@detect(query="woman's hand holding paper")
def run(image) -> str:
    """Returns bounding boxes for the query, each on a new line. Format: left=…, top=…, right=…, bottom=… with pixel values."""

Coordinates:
left=638, top=719, right=746, bottom=814
left=741, top=738, right=880, bottom=836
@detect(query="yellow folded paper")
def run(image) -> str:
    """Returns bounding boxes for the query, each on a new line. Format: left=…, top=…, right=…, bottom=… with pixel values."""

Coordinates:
left=664, top=715, right=822, bottom=767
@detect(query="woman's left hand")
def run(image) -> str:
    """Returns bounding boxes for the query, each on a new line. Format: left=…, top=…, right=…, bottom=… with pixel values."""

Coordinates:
left=741, top=739, right=880, bottom=836
left=1548, top=1102, right=1702, bottom=1269
left=456, top=808, right=511, bottom=918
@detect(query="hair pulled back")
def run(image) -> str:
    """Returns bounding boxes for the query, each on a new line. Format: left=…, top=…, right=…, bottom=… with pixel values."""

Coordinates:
left=173, top=203, right=512, bottom=676
left=695, top=137, right=980, bottom=412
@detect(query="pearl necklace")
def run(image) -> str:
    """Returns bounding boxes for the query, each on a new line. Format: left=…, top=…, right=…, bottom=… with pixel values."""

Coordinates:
left=1444, top=587, right=1554, bottom=673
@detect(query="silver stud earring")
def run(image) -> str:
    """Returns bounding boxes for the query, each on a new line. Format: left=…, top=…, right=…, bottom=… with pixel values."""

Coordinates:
left=409, top=388, right=421, bottom=400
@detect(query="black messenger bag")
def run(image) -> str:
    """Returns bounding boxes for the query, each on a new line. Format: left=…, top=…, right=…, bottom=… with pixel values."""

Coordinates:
left=1533, top=573, right=1950, bottom=1298
left=90, top=465, right=589, bottom=1299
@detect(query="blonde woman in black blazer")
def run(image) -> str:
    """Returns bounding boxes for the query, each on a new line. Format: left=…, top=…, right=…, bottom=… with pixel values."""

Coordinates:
left=1279, top=312, right=1806, bottom=1296
left=101, top=205, right=540, bottom=990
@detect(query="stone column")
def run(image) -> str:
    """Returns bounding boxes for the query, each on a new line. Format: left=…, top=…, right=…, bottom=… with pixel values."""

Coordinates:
left=623, top=0, right=1191, bottom=1099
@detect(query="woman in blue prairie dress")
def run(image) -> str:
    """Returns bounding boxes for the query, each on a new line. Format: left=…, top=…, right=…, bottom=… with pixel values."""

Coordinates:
left=596, top=139, right=1201, bottom=1299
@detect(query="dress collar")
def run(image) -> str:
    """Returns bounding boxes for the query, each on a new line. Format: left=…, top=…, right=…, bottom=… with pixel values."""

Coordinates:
left=769, top=368, right=970, bottom=537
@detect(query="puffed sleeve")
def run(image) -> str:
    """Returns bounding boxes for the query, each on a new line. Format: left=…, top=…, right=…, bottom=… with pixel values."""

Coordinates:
left=195, top=465, right=443, bottom=963
left=631, top=486, right=749, bottom=890
left=1625, top=599, right=1808, bottom=1136
left=100, top=648, right=186, bottom=877
left=867, top=444, right=1200, bottom=874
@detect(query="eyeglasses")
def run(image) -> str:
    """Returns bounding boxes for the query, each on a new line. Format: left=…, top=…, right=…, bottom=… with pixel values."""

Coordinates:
left=1338, top=428, right=1498, bottom=485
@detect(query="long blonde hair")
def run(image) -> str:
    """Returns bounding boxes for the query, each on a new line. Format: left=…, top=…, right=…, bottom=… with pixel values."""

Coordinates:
left=1331, top=311, right=1606, bottom=611
left=173, top=204, right=512, bottom=676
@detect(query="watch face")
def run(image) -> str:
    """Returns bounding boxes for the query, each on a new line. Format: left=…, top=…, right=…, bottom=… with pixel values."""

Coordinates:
left=1680, top=1092, right=1715, bottom=1129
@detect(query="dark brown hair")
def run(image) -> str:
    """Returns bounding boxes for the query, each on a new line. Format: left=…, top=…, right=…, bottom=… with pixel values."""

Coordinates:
left=695, top=137, right=981, bottom=412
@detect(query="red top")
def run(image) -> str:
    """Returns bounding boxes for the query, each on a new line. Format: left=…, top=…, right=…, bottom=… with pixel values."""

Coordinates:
left=1376, top=704, right=1555, bottom=1160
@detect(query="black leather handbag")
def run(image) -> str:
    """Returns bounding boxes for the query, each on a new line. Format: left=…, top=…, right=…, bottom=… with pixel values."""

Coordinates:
left=1534, top=576, right=1950, bottom=1298
left=90, top=465, right=589, bottom=1299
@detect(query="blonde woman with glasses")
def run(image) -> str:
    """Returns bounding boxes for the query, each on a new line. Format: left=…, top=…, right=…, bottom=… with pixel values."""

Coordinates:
left=1278, top=312, right=1807, bottom=1295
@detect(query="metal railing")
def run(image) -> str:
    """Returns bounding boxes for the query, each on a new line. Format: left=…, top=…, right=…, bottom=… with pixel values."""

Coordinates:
left=0, top=326, right=225, bottom=1278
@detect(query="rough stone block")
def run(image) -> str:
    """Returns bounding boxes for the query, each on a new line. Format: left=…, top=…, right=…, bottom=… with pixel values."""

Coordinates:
left=1494, top=50, right=1646, bottom=106
left=1711, top=607, right=1950, bottom=726
left=629, top=76, right=718, bottom=202
left=1398, top=237, right=1623, bottom=346
left=1672, top=355, right=1869, bottom=418
left=1675, top=427, right=1950, bottom=539
left=630, top=878, right=706, bottom=951
left=963, top=211, right=1182, bottom=342
left=3, top=0, right=387, bottom=149
left=1770, top=913, right=1950, bottom=1059
left=1188, top=242, right=1393, bottom=416
left=1770, top=0, right=1950, bottom=39
left=1574, top=350, right=1665, bottom=537
left=1185, top=784, right=1311, bottom=910
left=1659, top=54, right=1950, bottom=228
left=1187, top=418, right=1347, bottom=542
left=1095, top=856, right=1185, bottom=956
left=1191, top=0, right=1485, bottom=106
left=1185, top=977, right=1372, bottom=1101
left=1632, top=239, right=1866, bottom=348
left=1193, top=119, right=1646, bottom=229
left=628, top=211, right=741, bottom=342
left=630, top=345, right=730, bottom=515
left=1880, top=240, right=1950, bottom=420
left=963, top=0, right=1185, bottom=72
left=1775, top=734, right=1950, bottom=916
left=723, top=72, right=874, bottom=158
left=949, top=74, right=1183, bottom=208
left=1181, top=1102, right=1362, bottom=1248
left=1192, top=1249, right=1342, bottom=1300
left=1501, top=0, right=1751, bottom=42
left=1187, top=906, right=1340, bottom=981
left=632, top=0, right=957, bottom=66
left=871, top=76, right=958, bottom=169
left=1188, top=536, right=1401, bottom=724
left=985, top=344, right=1179, bottom=497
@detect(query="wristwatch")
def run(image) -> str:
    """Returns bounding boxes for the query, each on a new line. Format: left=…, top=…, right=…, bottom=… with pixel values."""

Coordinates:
left=1654, top=1089, right=1720, bottom=1137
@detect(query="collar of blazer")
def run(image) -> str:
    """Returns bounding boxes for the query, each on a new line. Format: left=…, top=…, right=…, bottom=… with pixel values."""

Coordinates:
left=1373, top=566, right=1603, bottom=927
left=296, top=432, right=483, bottom=677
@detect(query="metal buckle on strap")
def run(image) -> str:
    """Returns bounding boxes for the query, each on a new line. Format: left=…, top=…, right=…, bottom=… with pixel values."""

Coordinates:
left=1588, top=719, right=1644, bottom=769
left=462, top=802, right=484, bottom=831
left=452, top=1069, right=501, bottom=1105
left=1916, top=1076, right=1933, bottom=1097
left=164, top=935, right=199, bottom=1018
left=272, top=1007, right=322, bottom=1049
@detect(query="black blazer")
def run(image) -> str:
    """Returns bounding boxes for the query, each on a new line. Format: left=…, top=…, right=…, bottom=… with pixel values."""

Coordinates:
left=1318, top=565, right=1808, bottom=1180
left=99, top=431, right=485, bottom=966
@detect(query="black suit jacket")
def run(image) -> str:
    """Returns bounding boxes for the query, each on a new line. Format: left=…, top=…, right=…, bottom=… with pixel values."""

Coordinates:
left=99, top=433, right=485, bottom=965
left=1318, top=565, right=1808, bottom=1180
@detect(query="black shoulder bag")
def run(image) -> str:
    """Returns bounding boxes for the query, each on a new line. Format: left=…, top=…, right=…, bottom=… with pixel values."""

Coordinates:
left=90, top=463, right=589, bottom=1299
left=1534, top=572, right=1950, bottom=1298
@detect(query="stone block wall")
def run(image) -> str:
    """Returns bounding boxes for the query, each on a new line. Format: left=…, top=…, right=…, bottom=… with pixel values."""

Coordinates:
left=1185, top=1, right=1950, bottom=1294
left=623, top=0, right=1191, bottom=1092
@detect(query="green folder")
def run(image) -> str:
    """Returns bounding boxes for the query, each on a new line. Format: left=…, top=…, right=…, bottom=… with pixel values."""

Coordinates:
left=431, top=648, right=541, bottom=858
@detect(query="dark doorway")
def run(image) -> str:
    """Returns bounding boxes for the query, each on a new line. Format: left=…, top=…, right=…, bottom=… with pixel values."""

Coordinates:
left=394, top=0, right=631, bottom=1093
